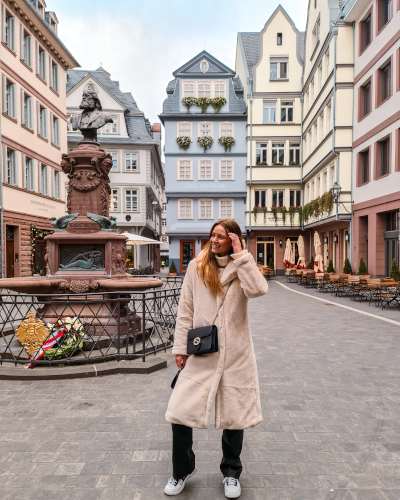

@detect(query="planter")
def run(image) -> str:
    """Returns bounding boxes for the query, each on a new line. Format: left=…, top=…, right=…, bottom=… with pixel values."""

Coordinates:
left=168, top=272, right=177, bottom=276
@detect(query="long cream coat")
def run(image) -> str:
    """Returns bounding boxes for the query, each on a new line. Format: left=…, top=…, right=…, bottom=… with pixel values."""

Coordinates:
left=166, top=251, right=268, bottom=430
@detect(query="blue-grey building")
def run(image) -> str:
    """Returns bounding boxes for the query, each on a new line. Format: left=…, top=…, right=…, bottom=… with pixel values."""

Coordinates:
left=160, top=51, right=247, bottom=274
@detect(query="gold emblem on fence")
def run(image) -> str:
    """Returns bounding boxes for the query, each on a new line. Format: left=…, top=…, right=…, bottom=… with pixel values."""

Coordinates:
left=15, top=313, right=50, bottom=357
left=193, top=337, right=201, bottom=346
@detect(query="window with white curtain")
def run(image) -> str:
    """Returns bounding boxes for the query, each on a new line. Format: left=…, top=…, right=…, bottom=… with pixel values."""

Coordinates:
left=183, top=81, right=195, bottom=97
left=178, top=199, right=193, bottom=219
left=125, top=189, right=138, bottom=212
left=22, top=91, right=33, bottom=129
left=21, top=28, right=32, bottom=67
left=214, top=81, right=225, bottom=97
left=197, top=82, right=211, bottom=98
left=199, top=199, right=213, bottom=219
left=5, top=148, right=17, bottom=186
left=38, top=105, right=48, bottom=138
left=51, top=114, right=60, bottom=147
left=3, top=7, right=16, bottom=51
left=178, top=122, right=192, bottom=137
left=50, top=60, right=59, bottom=93
left=219, top=199, right=234, bottom=219
left=178, top=160, right=192, bottom=180
left=219, top=122, right=233, bottom=137
left=40, top=164, right=49, bottom=195
left=3, top=77, right=17, bottom=119
left=199, top=160, right=213, bottom=180
left=37, top=45, right=47, bottom=80
left=219, top=160, right=233, bottom=180
left=23, top=156, right=35, bottom=191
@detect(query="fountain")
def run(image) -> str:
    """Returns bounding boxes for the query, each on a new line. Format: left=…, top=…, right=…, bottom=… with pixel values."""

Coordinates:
left=0, top=89, right=163, bottom=336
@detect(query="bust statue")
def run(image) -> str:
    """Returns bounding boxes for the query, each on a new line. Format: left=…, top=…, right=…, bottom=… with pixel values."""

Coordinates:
left=71, top=90, right=113, bottom=142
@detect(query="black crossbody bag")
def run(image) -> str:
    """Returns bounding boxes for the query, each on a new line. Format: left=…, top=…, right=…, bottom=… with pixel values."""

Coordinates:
left=186, top=281, right=232, bottom=356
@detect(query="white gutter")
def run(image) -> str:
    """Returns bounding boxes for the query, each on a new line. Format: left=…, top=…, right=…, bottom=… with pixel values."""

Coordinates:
left=248, top=76, right=253, bottom=232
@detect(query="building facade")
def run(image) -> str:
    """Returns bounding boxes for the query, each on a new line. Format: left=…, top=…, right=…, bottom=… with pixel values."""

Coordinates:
left=236, top=6, right=310, bottom=273
left=343, top=0, right=400, bottom=277
left=301, top=0, right=354, bottom=273
left=1, top=0, right=78, bottom=277
left=66, top=68, right=164, bottom=272
left=160, top=184, right=169, bottom=268
left=160, top=51, right=247, bottom=274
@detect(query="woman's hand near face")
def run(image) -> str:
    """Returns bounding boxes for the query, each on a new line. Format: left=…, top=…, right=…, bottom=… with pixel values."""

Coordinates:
left=228, top=233, right=242, bottom=254
left=175, top=355, right=187, bottom=369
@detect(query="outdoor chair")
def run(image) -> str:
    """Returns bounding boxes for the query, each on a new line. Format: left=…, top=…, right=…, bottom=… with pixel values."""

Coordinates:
left=305, top=272, right=317, bottom=289
left=380, top=285, right=400, bottom=310
left=287, top=268, right=297, bottom=283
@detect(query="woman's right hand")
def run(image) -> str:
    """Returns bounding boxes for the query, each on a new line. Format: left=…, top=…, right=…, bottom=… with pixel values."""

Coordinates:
left=175, top=355, right=188, bottom=369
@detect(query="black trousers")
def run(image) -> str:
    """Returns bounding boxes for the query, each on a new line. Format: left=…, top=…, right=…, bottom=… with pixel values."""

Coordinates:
left=172, top=423, right=244, bottom=480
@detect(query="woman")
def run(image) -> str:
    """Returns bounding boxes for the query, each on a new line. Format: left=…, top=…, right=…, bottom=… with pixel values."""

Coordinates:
left=164, top=219, right=268, bottom=498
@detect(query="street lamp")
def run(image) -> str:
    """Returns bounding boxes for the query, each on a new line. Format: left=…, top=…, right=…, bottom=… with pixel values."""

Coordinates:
left=330, top=182, right=341, bottom=204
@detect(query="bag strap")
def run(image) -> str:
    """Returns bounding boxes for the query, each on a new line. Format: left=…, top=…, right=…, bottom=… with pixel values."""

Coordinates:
left=212, top=281, right=233, bottom=325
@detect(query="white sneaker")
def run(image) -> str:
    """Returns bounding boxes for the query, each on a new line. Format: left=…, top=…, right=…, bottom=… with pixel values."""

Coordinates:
left=223, top=477, right=241, bottom=498
left=164, top=468, right=197, bottom=496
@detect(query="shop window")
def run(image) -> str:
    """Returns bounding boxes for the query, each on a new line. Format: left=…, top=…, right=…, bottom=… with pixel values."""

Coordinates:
left=180, top=240, right=195, bottom=273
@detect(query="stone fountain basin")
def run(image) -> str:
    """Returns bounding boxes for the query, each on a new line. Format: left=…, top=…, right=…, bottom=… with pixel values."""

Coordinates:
left=0, top=275, right=163, bottom=295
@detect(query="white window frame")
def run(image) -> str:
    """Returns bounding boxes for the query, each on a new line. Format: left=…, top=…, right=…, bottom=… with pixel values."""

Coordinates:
left=23, top=155, right=35, bottom=191
left=2, top=76, right=17, bottom=119
left=51, top=114, right=60, bottom=147
left=272, top=143, right=285, bottom=164
left=124, top=152, right=138, bottom=172
left=219, top=122, right=234, bottom=137
left=198, top=199, right=213, bottom=219
left=214, top=81, right=225, bottom=98
left=2, top=6, right=16, bottom=52
left=37, top=44, right=47, bottom=81
left=219, top=159, right=234, bottom=180
left=270, top=57, right=288, bottom=79
left=280, top=101, right=294, bottom=123
left=272, top=190, right=284, bottom=208
left=125, top=188, right=138, bottom=212
left=4, top=147, right=18, bottom=186
left=39, top=163, right=49, bottom=195
left=197, top=81, right=212, bottom=98
left=109, top=188, right=119, bottom=212
left=256, top=143, right=268, bottom=165
left=21, top=90, right=34, bottom=129
left=182, top=81, right=195, bottom=97
left=178, top=199, right=193, bottom=219
left=177, top=159, right=193, bottom=180
left=254, top=189, right=267, bottom=208
left=177, top=122, right=192, bottom=138
left=50, top=59, right=59, bottom=93
left=21, top=27, right=32, bottom=67
left=198, top=159, right=213, bottom=180
left=263, top=101, right=276, bottom=123
left=198, top=122, right=213, bottom=137
left=200, top=60, right=209, bottom=73
left=289, top=143, right=300, bottom=164
left=38, top=105, right=48, bottom=139
left=85, top=81, right=99, bottom=93
left=53, top=170, right=61, bottom=199
left=104, top=115, right=118, bottom=134
left=109, top=152, right=118, bottom=171
left=219, top=198, right=234, bottom=219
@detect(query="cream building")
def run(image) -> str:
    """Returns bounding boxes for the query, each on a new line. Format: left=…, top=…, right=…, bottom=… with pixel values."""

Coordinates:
left=1, top=0, right=78, bottom=278
left=301, top=0, right=354, bottom=273
left=236, top=6, right=307, bottom=273
left=343, top=0, right=400, bottom=277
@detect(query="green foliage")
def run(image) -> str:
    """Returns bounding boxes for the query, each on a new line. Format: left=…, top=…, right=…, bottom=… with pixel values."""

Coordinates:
left=169, top=261, right=177, bottom=273
left=181, top=97, right=227, bottom=113
left=197, top=136, right=213, bottom=152
left=181, top=96, right=197, bottom=111
left=176, top=136, right=192, bottom=150
left=343, top=258, right=352, bottom=274
left=321, top=191, right=334, bottom=216
left=303, top=203, right=310, bottom=224
left=268, top=257, right=274, bottom=269
left=307, top=256, right=314, bottom=269
left=196, top=97, right=210, bottom=113
left=218, top=136, right=235, bottom=152
left=263, top=206, right=267, bottom=224
left=358, top=257, right=368, bottom=276
left=298, top=206, right=303, bottom=227
left=281, top=206, right=287, bottom=226
left=326, top=259, right=335, bottom=273
left=271, top=206, right=278, bottom=226
left=210, top=97, right=227, bottom=113
left=252, top=206, right=258, bottom=223
left=288, top=206, right=295, bottom=227
left=389, top=258, right=400, bottom=280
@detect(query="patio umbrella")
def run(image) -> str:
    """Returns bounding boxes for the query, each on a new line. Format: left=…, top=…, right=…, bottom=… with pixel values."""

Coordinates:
left=283, top=238, right=294, bottom=268
left=313, top=232, right=324, bottom=274
left=297, top=235, right=306, bottom=269
left=121, top=233, right=160, bottom=245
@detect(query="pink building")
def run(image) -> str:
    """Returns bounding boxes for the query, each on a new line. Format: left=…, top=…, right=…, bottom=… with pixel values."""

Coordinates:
left=344, top=0, right=400, bottom=277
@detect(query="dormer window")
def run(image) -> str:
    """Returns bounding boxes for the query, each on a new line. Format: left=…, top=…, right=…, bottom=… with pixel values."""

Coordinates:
left=183, top=81, right=195, bottom=97
left=200, top=60, right=209, bottom=73
left=197, top=82, right=211, bottom=98
left=86, top=83, right=96, bottom=92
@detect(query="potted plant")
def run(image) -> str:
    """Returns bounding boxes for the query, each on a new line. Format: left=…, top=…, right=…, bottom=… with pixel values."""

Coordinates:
left=343, top=258, right=352, bottom=275
left=326, top=259, right=335, bottom=273
left=272, top=161, right=284, bottom=165
left=210, top=97, right=227, bottom=113
left=389, top=258, right=400, bottom=280
left=307, top=256, right=314, bottom=269
left=358, top=257, right=368, bottom=276
left=197, top=136, right=213, bottom=152
left=298, top=206, right=303, bottom=227
left=263, top=206, right=267, bottom=224
left=271, top=206, right=278, bottom=226
left=252, top=206, right=258, bottom=223
left=181, top=96, right=197, bottom=112
left=168, top=261, right=177, bottom=276
left=288, top=206, right=295, bottom=227
left=268, top=257, right=274, bottom=269
left=176, top=136, right=192, bottom=150
left=281, top=206, right=287, bottom=226
left=218, top=136, right=236, bottom=152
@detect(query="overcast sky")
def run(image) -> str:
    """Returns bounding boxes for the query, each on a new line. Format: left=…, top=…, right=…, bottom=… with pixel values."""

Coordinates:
left=53, top=0, right=307, bottom=126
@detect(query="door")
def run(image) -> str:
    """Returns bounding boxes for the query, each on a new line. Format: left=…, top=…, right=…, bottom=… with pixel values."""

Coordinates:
left=34, top=241, right=46, bottom=275
left=256, top=237, right=275, bottom=267
left=180, top=240, right=195, bottom=273
left=385, top=238, right=399, bottom=277
left=6, top=225, right=15, bottom=278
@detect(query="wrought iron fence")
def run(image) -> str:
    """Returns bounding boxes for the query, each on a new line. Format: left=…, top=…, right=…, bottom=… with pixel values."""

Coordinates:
left=0, top=287, right=181, bottom=368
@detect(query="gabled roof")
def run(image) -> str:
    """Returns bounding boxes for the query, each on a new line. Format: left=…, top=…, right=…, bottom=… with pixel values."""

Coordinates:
left=66, top=69, right=141, bottom=114
left=173, top=50, right=235, bottom=76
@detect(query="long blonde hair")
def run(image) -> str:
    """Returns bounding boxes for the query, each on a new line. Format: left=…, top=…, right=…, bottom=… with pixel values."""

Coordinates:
left=196, top=219, right=246, bottom=295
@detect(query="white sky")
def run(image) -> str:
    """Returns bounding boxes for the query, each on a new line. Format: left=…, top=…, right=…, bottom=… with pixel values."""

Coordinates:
left=52, top=0, right=307, bottom=126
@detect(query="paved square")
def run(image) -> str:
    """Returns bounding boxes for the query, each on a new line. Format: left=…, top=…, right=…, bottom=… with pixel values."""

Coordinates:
left=1, top=280, right=400, bottom=499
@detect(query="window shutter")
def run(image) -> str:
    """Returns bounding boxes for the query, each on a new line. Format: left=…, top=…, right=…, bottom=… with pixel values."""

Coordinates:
left=11, top=83, right=17, bottom=119
left=10, top=16, right=15, bottom=51
left=50, top=112, right=53, bottom=144
left=43, top=50, right=47, bottom=82
left=31, top=159, right=36, bottom=192
left=37, top=101, right=40, bottom=132
left=29, top=97, right=33, bottom=129
left=44, top=109, right=48, bottom=139
left=49, top=56, right=53, bottom=88
left=2, top=75, right=7, bottom=112
left=28, top=36, right=32, bottom=67
left=56, top=118, right=60, bottom=146
left=22, top=154, right=27, bottom=189
left=3, top=145, right=7, bottom=182
left=54, top=64, right=59, bottom=92
left=35, top=41, right=39, bottom=75
left=38, top=162, right=42, bottom=193
left=13, top=151, right=18, bottom=186
left=46, top=166, right=50, bottom=195
left=2, top=5, right=6, bottom=43
left=20, top=24, right=24, bottom=60
left=21, top=89, right=25, bottom=125
left=52, top=168, right=55, bottom=198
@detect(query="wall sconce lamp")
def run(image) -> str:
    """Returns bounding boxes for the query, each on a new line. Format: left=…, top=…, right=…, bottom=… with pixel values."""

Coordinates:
left=279, top=240, right=282, bottom=247
left=333, top=235, right=338, bottom=243
left=345, top=234, right=350, bottom=243
left=324, top=237, right=328, bottom=244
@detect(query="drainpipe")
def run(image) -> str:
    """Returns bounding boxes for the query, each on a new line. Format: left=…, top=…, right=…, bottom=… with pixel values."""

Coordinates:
left=0, top=66, right=4, bottom=279
left=300, top=94, right=304, bottom=230
left=248, top=76, right=253, bottom=233
left=331, top=26, right=339, bottom=222
left=349, top=21, right=355, bottom=271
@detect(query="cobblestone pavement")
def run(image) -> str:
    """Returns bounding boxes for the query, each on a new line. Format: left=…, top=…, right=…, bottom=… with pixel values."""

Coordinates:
left=1, top=280, right=400, bottom=499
